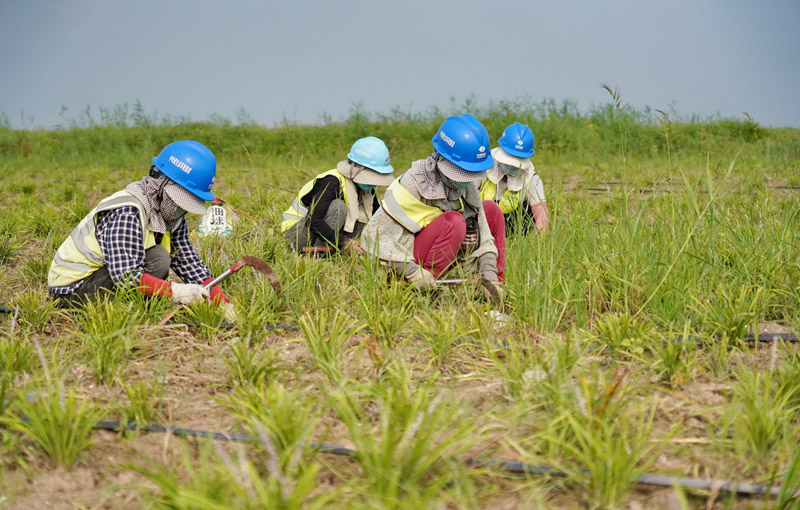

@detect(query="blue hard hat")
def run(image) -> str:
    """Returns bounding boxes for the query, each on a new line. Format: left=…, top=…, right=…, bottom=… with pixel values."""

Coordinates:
left=347, top=136, right=394, bottom=174
left=498, top=122, right=534, bottom=158
left=152, top=140, right=217, bottom=201
left=432, top=114, right=494, bottom=172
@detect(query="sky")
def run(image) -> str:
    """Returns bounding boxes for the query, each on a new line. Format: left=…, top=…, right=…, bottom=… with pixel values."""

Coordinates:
left=2, top=0, right=799, bottom=129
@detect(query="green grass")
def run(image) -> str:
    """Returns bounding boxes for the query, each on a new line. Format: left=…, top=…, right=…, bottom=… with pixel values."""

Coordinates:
left=326, top=364, right=478, bottom=508
left=1, top=103, right=799, bottom=508
left=12, top=290, right=60, bottom=334
left=0, top=379, right=102, bottom=467
left=721, top=368, right=800, bottom=468
left=223, top=336, right=287, bottom=388
left=121, top=379, right=163, bottom=425
left=299, top=309, right=361, bottom=385
left=71, top=297, right=142, bottom=385
left=130, top=438, right=327, bottom=509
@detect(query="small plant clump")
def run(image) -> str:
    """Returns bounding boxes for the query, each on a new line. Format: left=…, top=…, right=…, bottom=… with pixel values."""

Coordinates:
left=0, top=380, right=102, bottom=468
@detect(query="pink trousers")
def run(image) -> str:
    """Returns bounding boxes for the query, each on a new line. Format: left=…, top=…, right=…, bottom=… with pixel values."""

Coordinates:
left=413, top=201, right=506, bottom=280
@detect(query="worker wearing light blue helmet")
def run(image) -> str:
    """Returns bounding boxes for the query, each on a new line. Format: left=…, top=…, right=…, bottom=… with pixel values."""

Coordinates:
left=281, top=136, right=395, bottom=255
left=479, top=122, right=549, bottom=234
left=361, top=114, right=506, bottom=301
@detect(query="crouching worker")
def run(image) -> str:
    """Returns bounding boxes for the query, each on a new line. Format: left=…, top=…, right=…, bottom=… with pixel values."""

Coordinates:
left=48, top=140, right=234, bottom=318
left=281, top=136, right=395, bottom=255
left=479, top=122, right=548, bottom=235
left=361, top=114, right=506, bottom=297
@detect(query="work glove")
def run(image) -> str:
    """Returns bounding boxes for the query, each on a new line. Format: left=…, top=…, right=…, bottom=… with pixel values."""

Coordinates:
left=170, top=282, right=209, bottom=305
left=478, top=253, right=499, bottom=283
left=220, top=302, right=237, bottom=323
left=341, top=237, right=365, bottom=256
left=531, top=202, right=550, bottom=232
left=407, top=267, right=436, bottom=290
left=480, top=279, right=505, bottom=305
left=461, top=216, right=479, bottom=252
left=202, top=277, right=231, bottom=305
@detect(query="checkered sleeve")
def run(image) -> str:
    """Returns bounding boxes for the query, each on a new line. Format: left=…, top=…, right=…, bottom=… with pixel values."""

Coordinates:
left=169, top=219, right=213, bottom=284
left=96, top=207, right=147, bottom=287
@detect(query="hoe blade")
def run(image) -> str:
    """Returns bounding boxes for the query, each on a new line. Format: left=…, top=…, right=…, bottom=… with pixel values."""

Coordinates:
left=240, top=255, right=282, bottom=294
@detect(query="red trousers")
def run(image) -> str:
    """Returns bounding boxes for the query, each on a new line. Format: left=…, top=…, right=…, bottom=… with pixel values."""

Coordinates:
left=413, top=201, right=506, bottom=280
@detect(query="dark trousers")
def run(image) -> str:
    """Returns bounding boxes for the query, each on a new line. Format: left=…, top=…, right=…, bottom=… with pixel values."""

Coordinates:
left=55, top=246, right=171, bottom=307
left=283, top=199, right=349, bottom=252
left=504, top=204, right=537, bottom=238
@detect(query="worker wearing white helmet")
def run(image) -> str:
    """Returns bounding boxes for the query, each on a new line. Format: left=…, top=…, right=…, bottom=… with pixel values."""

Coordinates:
left=479, top=122, right=549, bottom=234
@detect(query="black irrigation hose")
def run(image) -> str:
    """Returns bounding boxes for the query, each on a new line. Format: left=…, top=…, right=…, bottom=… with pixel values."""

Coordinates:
left=565, top=181, right=800, bottom=194
left=171, top=320, right=505, bottom=348
left=173, top=320, right=300, bottom=331
left=88, top=419, right=787, bottom=497
left=467, top=459, right=787, bottom=497
left=94, top=420, right=255, bottom=443
left=744, top=333, right=799, bottom=343
left=675, top=333, right=800, bottom=345
left=169, top=317, right=800, bottom=342
left=3, top=306, right=797, bottom=345
left=173, top=319, right=800, bottom=346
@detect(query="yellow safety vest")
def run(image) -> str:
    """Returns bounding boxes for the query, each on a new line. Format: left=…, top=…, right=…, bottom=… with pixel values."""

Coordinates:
left=48, top=190, right=171, bottom=287
left=479, top=179, right=521, bottom=215
left=381, top=179, right=464, bottom=234
left=280, top=169, right=351, bottom=232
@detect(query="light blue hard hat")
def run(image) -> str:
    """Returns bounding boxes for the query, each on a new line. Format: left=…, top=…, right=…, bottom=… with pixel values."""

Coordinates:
left=347, top=136, right=394, bottom=174
left=432, top=114, right=494, bottom=172
left=498, top=122, right=534, bottom=158
left=152, top=140, right=217, bottom=201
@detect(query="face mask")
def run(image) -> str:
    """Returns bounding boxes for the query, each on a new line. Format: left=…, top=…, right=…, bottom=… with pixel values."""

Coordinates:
left=356, top=183, right=376, bottom=191
left=452, top=180, right=472, bottom=189
left=499, top=163, right=521, bottom=176
left=172, top=208, right=187, bottom=221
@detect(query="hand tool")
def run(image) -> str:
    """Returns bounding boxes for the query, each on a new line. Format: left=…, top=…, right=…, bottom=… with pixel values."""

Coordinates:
left=203, top=255, right=281, bottom=294
left=158, top=255, right=281, bottom=326
left=433, top=278, right=503, bottom=306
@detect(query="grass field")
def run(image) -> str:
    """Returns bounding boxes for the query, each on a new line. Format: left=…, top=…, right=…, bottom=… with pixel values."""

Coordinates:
left=2, top=102, right=800, bottom=509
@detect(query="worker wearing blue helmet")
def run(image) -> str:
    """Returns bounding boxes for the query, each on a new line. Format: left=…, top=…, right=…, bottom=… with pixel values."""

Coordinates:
left=361, top=114, right=506, bottom=298
left=479, top=122, right=549, bottom=234
left=281, top=136, right=395, bottom=255
left=48, top=140, right=234, bottom=319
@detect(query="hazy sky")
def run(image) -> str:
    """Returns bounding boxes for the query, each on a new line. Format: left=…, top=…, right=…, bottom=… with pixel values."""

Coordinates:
left=2, top=0, right=799, bottom=129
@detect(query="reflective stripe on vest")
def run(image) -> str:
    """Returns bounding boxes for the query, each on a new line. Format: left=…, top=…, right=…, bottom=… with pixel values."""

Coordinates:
left=479, top=179, right=522, bottom=215
left=381, top=180, right=451, bottom=234
left=280, top=169, right=350, bottom=232
left=48, top=190, right=171, bottom=288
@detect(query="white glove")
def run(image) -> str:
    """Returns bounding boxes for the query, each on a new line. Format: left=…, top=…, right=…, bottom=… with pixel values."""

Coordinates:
left=170, top=282, right=210, bottom=305
left=407, top=268, right=436, bottom=290
left=220, top=302, right=237, bottom=323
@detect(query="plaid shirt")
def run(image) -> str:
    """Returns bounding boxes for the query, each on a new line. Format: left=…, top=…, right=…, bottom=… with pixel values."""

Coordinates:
left=50, top=206, right=212, bottom=295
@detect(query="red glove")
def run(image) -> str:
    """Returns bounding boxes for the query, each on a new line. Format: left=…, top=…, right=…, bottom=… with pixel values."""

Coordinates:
left=139, top=273, right=172, bottom=297
left=202, top=277, right=230, bottom=305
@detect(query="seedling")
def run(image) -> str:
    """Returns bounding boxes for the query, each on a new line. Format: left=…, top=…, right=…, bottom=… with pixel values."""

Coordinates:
left=326, top=363, right=478, bottom=507
left=299, top=309, right=361, bottom=385
left=223, top=335, right=286, bottom=388
left=0, top=380, right=102, bottom=467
